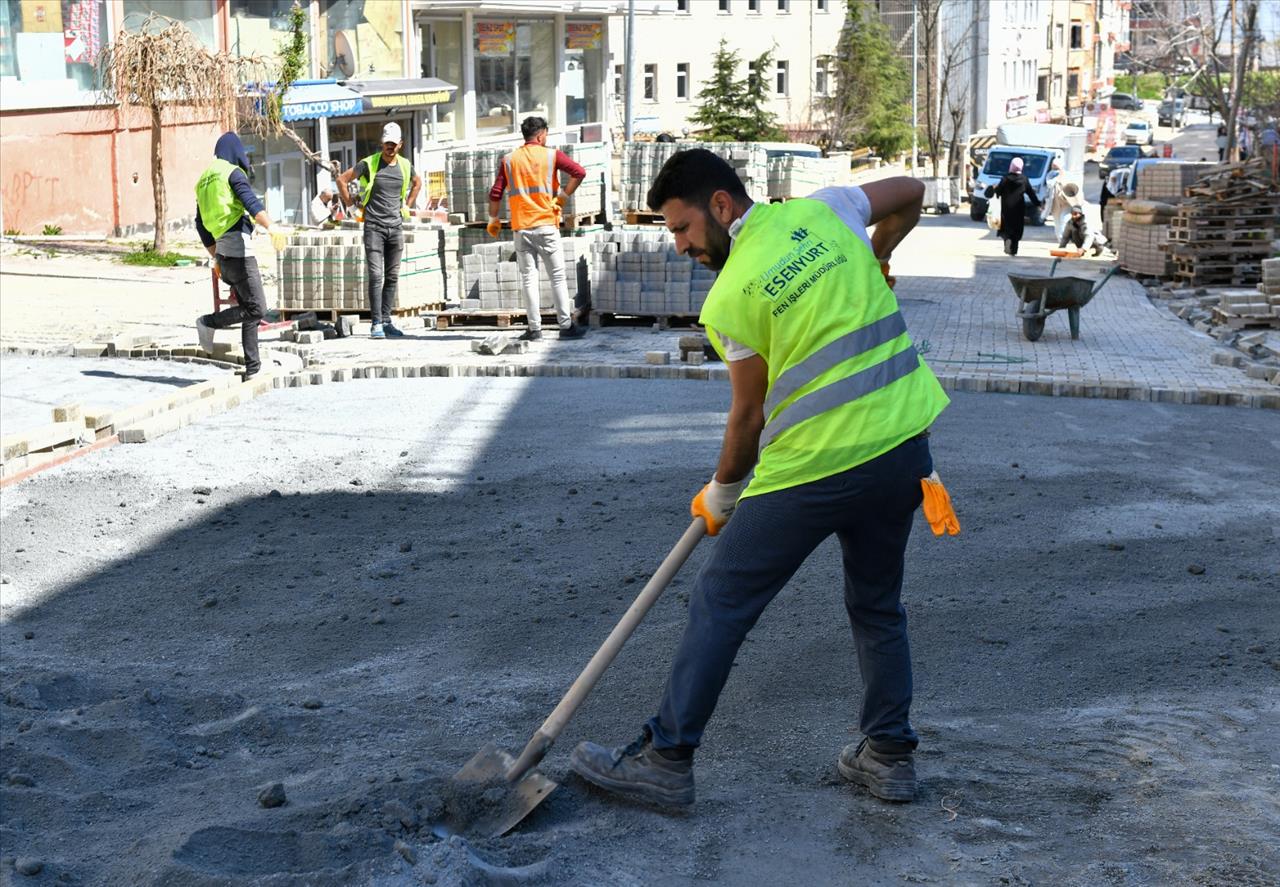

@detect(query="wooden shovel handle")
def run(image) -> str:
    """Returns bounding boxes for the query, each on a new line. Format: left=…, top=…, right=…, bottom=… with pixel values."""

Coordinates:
left=506, top=518, right=707, bottom=783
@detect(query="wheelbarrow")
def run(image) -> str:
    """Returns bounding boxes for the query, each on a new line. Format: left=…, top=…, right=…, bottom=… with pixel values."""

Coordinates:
left=1007, top=262, right=1119, bottom=342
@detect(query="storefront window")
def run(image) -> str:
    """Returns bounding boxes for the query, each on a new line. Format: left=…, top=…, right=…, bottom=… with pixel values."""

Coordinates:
left=564, top=20, right=603, bottom=124
left=0, top=0, right=108, bottom=89
left=421, top=19, right=463, bottom=141
left=122, top=0, right=216, bottom=49
left=474, top=18, right=555, bottom=136
left=516, top=20, right=554, bottom=120
left=245, top=124, right=315, bottom=225
left=318, top=0, right=403, bottom=81
left=229, top=0, right=310, bottom=71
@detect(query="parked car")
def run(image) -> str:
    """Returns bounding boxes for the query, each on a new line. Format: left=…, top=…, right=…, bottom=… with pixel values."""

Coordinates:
left=1158, top=100, right=1186, bottom=127
left=1124, top=120, right=1155, bottom=146
left=1099, top=144, right=1142, bottom=179
left=1109, top=93, right=1144, bottom=111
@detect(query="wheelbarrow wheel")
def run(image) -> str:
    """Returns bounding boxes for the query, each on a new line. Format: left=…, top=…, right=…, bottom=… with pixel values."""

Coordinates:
left=1022, top=316, right=1046, bottom=341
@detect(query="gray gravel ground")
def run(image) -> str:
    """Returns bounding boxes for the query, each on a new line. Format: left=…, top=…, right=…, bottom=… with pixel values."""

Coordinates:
left=1, top=378, right=1278, bottom=886
left=0, top=357, right=219, bottom=435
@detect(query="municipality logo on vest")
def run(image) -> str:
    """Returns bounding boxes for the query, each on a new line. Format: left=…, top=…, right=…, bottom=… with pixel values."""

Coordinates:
left=790, top=228, right=809, bottom=243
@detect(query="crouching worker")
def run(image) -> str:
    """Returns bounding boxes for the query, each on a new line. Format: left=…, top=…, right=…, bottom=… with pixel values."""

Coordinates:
left=1059, top=205, right=1108, bottom=257
left=194, top=131, right=288, bottom=378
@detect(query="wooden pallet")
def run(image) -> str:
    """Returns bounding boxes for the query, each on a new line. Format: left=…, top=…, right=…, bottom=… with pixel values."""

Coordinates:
left=433, top=310, right=567, bottom=330
left=623, top=210, right=666, bottom=226
left=589, top=310, right=702, bottom=330
left=278, top=304, right=445, bottom=323
left=463, top=212, right=606, bottom=232
left=1211, top=307, right=1280, bottom=329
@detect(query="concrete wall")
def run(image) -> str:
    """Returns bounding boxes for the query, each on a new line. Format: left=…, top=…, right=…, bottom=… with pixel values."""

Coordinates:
left=1, top=106, right=223, bottom=237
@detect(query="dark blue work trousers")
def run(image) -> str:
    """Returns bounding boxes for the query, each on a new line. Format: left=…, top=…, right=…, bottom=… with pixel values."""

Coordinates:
left=647, top=434, right=932, bottom=756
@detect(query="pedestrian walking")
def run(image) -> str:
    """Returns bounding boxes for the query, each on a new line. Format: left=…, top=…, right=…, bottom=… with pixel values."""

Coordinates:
left=336, top=122, right=422, bottom=339
left=1216, top=126, right=1228, bottom=161
left=194, top=131, right=289, bottom=379
left=486, top=116, right=588, bottom=340
left=1046, top=161, right=1077, bottom=242
left=569, top=149, right=958, bottom=809
left=985, top=157, right=1041, bottom=256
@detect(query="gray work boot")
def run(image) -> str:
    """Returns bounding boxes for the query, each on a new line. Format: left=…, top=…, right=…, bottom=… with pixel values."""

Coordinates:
left=569, top=729, right=694, bottom=808
left=838, top=738, right=916, bottom=802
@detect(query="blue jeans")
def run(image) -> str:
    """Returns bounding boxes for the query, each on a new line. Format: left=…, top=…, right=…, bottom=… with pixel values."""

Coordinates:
left=647, top=435, right=932, bottom=755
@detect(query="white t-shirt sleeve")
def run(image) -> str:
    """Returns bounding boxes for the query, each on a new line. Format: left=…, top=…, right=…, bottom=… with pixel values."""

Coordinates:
left=807, top=186, right=875, bottom=253
left=717, top=331, right=758, bottom=362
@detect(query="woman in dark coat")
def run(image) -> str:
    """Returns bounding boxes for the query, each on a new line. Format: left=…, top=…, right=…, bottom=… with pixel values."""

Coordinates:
left=985, top=157, right=1042, bottom=256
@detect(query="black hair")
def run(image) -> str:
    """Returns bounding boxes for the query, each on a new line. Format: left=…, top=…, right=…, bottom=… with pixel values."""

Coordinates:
left=646, top=149, right=748, bottom=212
left=521, top=116, right=548, bottom=140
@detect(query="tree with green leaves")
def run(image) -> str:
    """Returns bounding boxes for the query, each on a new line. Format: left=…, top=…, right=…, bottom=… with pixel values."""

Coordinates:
left=740, top=48, right=785, bottom=142
left=821, top=0, right=913, bottom=159
left=690, top=39, right=748, bottom=141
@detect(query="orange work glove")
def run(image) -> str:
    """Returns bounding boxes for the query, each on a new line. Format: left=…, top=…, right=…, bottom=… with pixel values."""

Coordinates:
left=555, top=192, right=569, bottom=208
left=486, top=217, right=501, bottom=238
left=920, top=471, right=960, bottom=536
left=691, top=477, right=746, bottom=536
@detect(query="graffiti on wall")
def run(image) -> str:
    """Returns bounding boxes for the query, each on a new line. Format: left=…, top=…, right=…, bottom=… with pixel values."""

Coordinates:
left=2, top=170, right=63, bottom=232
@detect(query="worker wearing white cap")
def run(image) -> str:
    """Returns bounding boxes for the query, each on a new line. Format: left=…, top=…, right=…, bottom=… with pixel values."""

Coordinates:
left=337, top=122, right=423, bottom=338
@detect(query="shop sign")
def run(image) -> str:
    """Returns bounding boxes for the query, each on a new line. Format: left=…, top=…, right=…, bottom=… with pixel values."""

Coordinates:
left=1005, top=95, right=1029, bottom=118
left=565, top=22, right=602, bottom=51
left=476, top=22, right=515, bottom=57
left=282, top=97, right=363, bottom=120
left=366, top=90, right=452, bottom=109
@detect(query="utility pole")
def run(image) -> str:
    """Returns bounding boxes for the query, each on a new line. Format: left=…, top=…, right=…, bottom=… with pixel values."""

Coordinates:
left=912, top=0, right=919, bottom=174
left=624, top=0, right=635, bottom=142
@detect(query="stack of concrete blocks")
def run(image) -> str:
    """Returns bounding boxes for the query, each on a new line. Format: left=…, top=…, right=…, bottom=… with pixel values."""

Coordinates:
left=767, top=155, right=852, bottom=200
left=1118, top=207, right=1176, bottom=277
left=447, top=149, right=509, bottom=223
left=560, top=142, right=609, bottom=220
left=591, top=228, right=715, bottom=316
left=621, top=141, right=769, bottom=212
left=458, top=235, right=596, bottom=314
left=1135, top=162, right=1213, bottom=203
left=278, top=221, right=450, bottom=313
left=1256, top=257, right=1280, bottom=320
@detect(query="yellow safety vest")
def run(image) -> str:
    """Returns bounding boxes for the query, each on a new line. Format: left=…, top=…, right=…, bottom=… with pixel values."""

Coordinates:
left=195, top=158, right=246, bottom=240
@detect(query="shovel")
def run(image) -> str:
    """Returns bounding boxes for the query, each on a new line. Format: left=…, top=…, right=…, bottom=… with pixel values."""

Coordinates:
left=443, top=518, right=707, bottom=838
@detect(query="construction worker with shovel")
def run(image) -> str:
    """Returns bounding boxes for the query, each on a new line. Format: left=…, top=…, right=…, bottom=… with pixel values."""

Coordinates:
left=570, top=149, right=958, bottom=807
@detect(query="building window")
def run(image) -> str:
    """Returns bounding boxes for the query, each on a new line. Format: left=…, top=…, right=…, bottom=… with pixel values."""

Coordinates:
left=643, top=63, right=656, bottom=101
left=719, top=0, right=730, bottom=12
left=1055, top=23, right=1064, bottom=46
left=1068, top=69, right=1080, bottom=96
left=1053, top=73, right=1063, bottom=97
left=747, top=0, right=759, bottom=12
left=777, top=0, right=790, bottom=11
left=676, top=62, right=689, bottom=100
left=815, top=57, right=834, bottom=96
left=473, top=19, right=555, bottom=135
left=776, top=60, right=788, bottom=95
left=748, top=60, right=760, bottom=91
left=677, top=0, right=689, bottom=10
left=320, top=0, right=404, bottom=79
left=614, top=64, right=623, bottom=97
left=230, top=0, right=310, bottom=69
left=817, top=0, right=828, bottom=9
left=421, top=19, right=464, bottom=140
left=1037, top=74, right=1049, bottom=102
left=124, top=0, right=216, bottom=49
left=1070, top=22, right=1083, bottom=49
left=1, top=0, right=110, bottom=90
left=563, top=21, right=604, bottom=125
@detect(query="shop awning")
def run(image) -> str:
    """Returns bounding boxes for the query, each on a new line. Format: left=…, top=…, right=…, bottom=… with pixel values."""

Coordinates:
left=343, top=78, right=459, bottom=112
left=278, top=81, right=365, bottom=121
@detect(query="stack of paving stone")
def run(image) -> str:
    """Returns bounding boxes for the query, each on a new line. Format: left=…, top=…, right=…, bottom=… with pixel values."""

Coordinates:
left=766, top=155, right=850, bottom=199
left=1259, top=257, right=1280, bottom=322
left=446, top=149, right=509, bottom=223
left=621, top=141, right=768, bottom=212
left=591, top=228, right=715, bottom=316
left=1118, top=199, right=1178, bottom=278
left=1165, top=159, right=1279, bottom=287
left=559, top=142, right=609, bottom=220
left=457, top=235, right=595, bottom=313
left=278, top=222, right=450, bottom=313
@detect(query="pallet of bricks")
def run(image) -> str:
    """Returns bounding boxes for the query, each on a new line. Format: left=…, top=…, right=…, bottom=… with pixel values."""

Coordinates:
left=767, top=155, right=852, bottom=201
left=590, top=227, right=716, bottom=323
left=277, top=222, right=454, bottom=318
left=621, top=141, right=768, bottom=215
left=454, top=235, right=595, bottom=322
left=1213, top=256, right=1280, bottom=330
left=1117, top=161, right=1212, bottom=279
left=446, top=142, right=608, bottom=225
left=1164, top=158, right=1279, bottom=288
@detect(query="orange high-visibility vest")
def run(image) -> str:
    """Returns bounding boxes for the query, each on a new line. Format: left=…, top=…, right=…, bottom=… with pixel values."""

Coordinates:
left=504, top=144, right=558, bottom=230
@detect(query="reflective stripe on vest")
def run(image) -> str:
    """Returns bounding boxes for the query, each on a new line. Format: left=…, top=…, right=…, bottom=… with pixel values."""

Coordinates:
left=504, top=145, right=558, bottom=229
left=195, top=158, right=247, bottom=240
left=698, top=198, right=949, bottom=498
left=358, top=153, right=410, bottom=208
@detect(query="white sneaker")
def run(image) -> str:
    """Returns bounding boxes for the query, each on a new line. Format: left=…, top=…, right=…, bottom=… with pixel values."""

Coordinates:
left=195, top=316, right=215, bottom=354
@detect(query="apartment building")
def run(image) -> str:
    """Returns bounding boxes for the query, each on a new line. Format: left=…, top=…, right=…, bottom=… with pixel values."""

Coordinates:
left=605, top=0, right=844, bottom=140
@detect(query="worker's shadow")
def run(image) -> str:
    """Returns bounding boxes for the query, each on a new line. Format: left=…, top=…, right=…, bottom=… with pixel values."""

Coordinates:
left=80, top=369, right=201, bottom=387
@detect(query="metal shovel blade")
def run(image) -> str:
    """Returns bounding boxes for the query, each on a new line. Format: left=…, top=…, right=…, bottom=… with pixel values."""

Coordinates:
left=442, top=743, right=558, bottom=838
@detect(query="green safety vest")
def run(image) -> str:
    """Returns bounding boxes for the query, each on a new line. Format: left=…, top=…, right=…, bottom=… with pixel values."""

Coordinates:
left=700, top=199, right=950, bottom=499
left=195, top=158, right=246, bottom=240
left=358, top=152, right=411, bottom=210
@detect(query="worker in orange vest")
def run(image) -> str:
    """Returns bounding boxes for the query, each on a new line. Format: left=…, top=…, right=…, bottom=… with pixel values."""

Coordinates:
left=487, top=116, right=588, bottom=340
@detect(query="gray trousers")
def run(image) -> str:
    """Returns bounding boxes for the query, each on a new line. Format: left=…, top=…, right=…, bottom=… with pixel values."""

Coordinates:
left=363, top=223, right=403, bottom=324
left=207, top=254, right=265, bottom=374
left=514, top=226, right=573, bottom=331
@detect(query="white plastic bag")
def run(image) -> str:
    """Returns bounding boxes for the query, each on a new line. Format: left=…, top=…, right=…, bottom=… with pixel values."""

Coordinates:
left=986, top=197, right=1002, bottom=231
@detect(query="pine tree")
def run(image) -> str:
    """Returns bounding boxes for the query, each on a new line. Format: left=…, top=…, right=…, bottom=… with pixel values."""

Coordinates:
left=690, top=40, right=748, bottom=141
left=822, top=1, right=913, bottom=158
left=740, top=48, right=785, bottom=142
